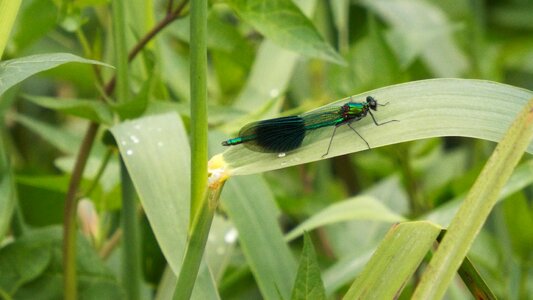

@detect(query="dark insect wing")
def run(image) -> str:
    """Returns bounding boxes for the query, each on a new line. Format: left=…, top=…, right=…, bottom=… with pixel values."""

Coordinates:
left=300, top=105, right=343, bottom=129
left=238, top=116, right=306, bottom=153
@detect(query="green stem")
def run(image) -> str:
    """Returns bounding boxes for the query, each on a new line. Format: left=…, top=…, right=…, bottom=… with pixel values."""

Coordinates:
left=120, top=157, right=141, bottom=300
left=173, top=183, right=224, bottom=300
left=0, top=0, right=21, bottom=59
left=63, top=122, right=99, bottom=300
left=84, top=148, right=113, bottom=198
left=62, top=3, right=189, bottom=298
left=189, top=0, right=208, bottom=221
left=112, top=0, right=129, bottom=104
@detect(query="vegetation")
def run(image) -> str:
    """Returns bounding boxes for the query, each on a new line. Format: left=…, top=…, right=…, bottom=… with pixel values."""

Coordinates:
left=0, top=0, right=532, bottom=299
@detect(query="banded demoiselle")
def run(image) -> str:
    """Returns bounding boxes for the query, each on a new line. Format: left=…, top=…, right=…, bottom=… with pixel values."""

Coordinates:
left=222, top=96, right=397, bottom=157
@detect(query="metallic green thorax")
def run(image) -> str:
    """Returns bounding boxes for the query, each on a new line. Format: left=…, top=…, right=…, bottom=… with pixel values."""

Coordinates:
left=303, top=102, right=368, bottom=130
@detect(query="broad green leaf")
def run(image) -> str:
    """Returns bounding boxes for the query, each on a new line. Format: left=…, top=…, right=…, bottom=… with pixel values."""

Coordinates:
left=110, top=113, right=219, bottom=299
left=226, top=0, right=344, bottom=65
left=0, top=53, right=112, bottom=96
left=290, top=233, right=326, bottom=300
left=219, top=79, right=533, bottom=175
left=222, top=175, right=297, bottom=300
left=23, top=95, right=113, bottom=124
left=0, top=238, right=51, bottom=295
left=344, top=221, right=442, bottom=299
left=362, top=0, right=468, bottom=76
left=9, top=1, right=56, bottom=53
left=0, top=226, right=122, bottom=299
left=285, top=196, right=406, bottom=241
left=233, top=0, right=318, bottom=112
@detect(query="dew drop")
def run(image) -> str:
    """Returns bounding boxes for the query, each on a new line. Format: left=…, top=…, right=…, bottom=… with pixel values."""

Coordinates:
left=130, top=135, right=140, bottom=144
left=224, top=228, right=238, bottom=244
left=126, top=149, right=134, bottom=156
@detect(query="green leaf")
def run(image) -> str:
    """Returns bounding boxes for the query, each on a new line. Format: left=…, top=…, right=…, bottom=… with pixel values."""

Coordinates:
left=111, top=69, right=153, bottom=119
left=23, top=95, right=113, bottom=125
left=219, top=79, right=533, bottom=175
left=412, top=95, right=533, bottom=299
left=0, top=53, right=112, bottom=96
left=423, top=159, right=533, bottom=227
left=230, top=0, right=317, bottom=112
left=285, top=196, right=406, bottom=241
left=322, top=249, right=373, bottom=296
left=457, top=255, right=497, bottom=300
left=290, top=233, right=326, bottom=300
left=226, top=0, right=344, bottom=65
left=110, top=113, right=219, bottom=299
left=344, top=221, right=442, bottom=299
left=0, top=235, right=51, bottom=295
left=0, top=134, right=16, bottom=239
left=502, top=194, right=533, bottom=261
left=222, top=175, right=297, bottom=300
left=13, top=113, right=83, bottom=155
left=0, top=226, right=122, bottom=299
left=362, top=0, right=468, bottom=76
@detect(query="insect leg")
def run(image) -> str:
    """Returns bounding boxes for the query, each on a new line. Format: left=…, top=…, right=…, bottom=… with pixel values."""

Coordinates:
left=368, top=110, right=399, bottom=126
left=347, top=123, right=370, bottom=149
left=322, top=126, right=339, bottom=158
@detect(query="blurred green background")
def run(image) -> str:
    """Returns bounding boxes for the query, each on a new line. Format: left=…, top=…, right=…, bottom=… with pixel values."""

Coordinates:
left=1, top=0, right=532, bottom=299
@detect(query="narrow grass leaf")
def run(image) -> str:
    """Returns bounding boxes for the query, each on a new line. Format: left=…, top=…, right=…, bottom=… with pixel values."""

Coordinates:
left=290, top=233, right=326, bottom=300
left=285, top=196, right=406, bottom=241
left=220, top=79, right=533, bottom=175
left=222, top=175, right=297, bottom=300
left=23, top=95, right=113, bottom=124
left=423, top=159, right=533, bottom=227
left=13, top=113, right=85, bottom=155
left=457, top=256, right=497, bottom=300
left=412, top=96, right=533, bottom=299
left=0, top=136, right=16, bottom=240
left=344, top=221, right=442, bottom=299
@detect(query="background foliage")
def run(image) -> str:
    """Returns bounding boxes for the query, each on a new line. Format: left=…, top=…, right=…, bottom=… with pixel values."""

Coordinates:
left=1, top=0, right=532, bottom=299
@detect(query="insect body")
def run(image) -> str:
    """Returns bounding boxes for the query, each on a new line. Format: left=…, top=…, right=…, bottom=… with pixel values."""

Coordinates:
left=222, top=96, right=397, bottom=157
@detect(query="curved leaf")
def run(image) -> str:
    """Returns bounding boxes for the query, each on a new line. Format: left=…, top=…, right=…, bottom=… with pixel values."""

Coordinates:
left=227, top=0, right=344, bottom=64
left=0, top=53, right=112, bottom=96
left=218, top=79, right=533, bottom=175
left=344, top=221, right=442, bottom=299
left=285, top=196, right=406, bottom=241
